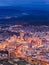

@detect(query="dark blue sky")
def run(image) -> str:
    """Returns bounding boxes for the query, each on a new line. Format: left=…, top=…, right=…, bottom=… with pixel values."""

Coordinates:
left=0, top=0, right=49, bottom=6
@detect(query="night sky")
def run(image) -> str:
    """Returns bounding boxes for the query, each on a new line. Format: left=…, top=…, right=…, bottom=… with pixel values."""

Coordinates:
left=0, top=0, right=49, bottom=6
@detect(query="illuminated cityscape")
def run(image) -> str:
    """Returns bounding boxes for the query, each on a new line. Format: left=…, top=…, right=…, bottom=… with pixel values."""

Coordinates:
left=0, top=0, right=49, bottom=65
left=0, top=25, right=49, bottom=65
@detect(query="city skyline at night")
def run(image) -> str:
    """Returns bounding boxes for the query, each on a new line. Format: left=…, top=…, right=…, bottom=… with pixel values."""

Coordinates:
left=0, top=0, right=49, bottom=65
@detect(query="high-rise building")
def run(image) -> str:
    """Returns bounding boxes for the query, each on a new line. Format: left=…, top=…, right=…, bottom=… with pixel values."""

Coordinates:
left=20, top=30, right=24, bottom=40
